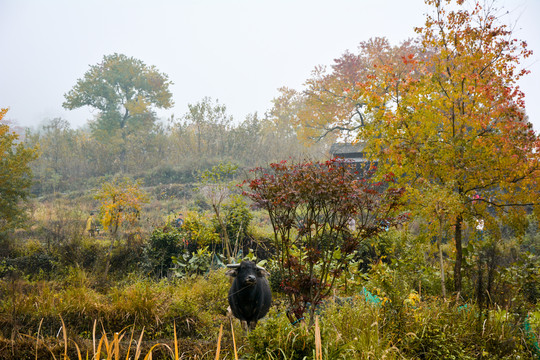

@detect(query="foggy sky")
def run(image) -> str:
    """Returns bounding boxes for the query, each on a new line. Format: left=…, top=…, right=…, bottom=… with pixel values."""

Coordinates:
left=1, top=0, right=539, bottom=133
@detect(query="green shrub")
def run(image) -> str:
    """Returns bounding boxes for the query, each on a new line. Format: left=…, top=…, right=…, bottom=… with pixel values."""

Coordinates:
left=142, top=165, right=195, bottom=186
left=182, top=211, right=220, bottom=248
left=141, top=228, right=185, bottom=278
left=221, top=195, right=253, bottom=244
left=246, top=306, right=315, bottom=360
left=1, top=253, right=54, bottom=279
left=171, top=246, right=223, bottom=279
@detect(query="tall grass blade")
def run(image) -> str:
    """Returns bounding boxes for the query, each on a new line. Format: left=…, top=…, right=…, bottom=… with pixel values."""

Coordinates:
left=174, top=320, right=179, bottom=360
left=60, top=315, right=68, bottom=360
left=92, top=319, right=97, bottom=358
left=125, top=325, right=136, bottom=360
left=230, top=320, right=238, bottom=360
left=36, top=318, right=44, bottom=360
left=314, top=316, right=322, bottom=360
left=95, top=335, right=105, bottom=360
left=134, top=327, right=145, bottom=360
left=100, top=323, right=111, bottom=357
left=70, top=339, right=83, bottom=360
left=215, top=324, right=223, bottom=360
left=113, top=332, right=120, bottom=360
left=143, top=343, right=164, bottom=360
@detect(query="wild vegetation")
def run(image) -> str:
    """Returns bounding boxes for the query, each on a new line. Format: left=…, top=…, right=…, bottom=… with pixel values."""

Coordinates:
left=1, top=0, right=539, bottom=359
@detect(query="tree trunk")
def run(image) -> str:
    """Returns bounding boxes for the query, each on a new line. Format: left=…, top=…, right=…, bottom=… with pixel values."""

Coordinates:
left=213, top=204, right=231, bottom=260
left=437, top=219, right=447, bottom=299
left=486, top=243, right=497, bottom=305
left=103, top=240, right=113, bottom=280
left=103, top=219, right=119, bottom=280
left=476, top=256, right=484, bottom=311
left=453, top=214, right=463, bottom=294
left=120, top=109, right=129, bottom=173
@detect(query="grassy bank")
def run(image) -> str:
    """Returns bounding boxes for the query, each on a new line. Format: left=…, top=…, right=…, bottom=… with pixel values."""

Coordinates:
left=1, top=270, right=538, bottom=359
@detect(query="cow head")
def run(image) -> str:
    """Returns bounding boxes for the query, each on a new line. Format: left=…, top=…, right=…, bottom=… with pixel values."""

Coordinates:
left=226, top=261, right=269, bottom=285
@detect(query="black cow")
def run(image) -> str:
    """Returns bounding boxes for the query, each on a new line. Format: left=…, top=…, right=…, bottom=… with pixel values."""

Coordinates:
left=226, top=260, right=272, bottom=330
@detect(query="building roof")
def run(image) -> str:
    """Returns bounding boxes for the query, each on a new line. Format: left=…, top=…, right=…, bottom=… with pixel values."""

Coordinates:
left=330, top=142, right=367, bottom=156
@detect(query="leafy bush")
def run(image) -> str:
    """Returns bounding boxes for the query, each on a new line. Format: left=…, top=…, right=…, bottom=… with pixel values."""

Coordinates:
left=141, top=228, right=185, bottom=278
left=2, top=253, right=54, bottom=279
left=242, top=158, right=406, bottom=326
left=1, top=235, right=55, bottom=278
left=221, top=195, right=253, bottom=245
left=182, top=211, right=220, bottom=248
left=171, top=246, right=224, bottom=279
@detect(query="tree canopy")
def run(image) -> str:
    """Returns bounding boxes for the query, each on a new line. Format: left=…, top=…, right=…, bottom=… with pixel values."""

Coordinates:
left=63, top=53, right=173, bottom=171
left=356, top=0, right=540, bottom=292
left=0, top=108, right=39, bottom=235
left=63, top=53, right=173, bottom=138
left=287, top=0, right=540, bottom=294
left=287, top=37, right=426, bottom=143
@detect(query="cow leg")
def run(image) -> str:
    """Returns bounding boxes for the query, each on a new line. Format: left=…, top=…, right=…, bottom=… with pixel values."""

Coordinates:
left=248, top=320, right=258, bottom=331
left=240, top=320, right=248, bottom=332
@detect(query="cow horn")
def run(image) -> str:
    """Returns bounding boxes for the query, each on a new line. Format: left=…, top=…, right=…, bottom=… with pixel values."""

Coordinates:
left=227, top=263, right=240, bottom=269
left=256, top=265, right=267, bottom=271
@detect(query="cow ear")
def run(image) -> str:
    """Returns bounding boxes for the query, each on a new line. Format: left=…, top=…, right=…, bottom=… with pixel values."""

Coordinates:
left=225, top=269, right=237, bottom=277
left=257, top=268, right=270, bottom=277
left=256, top=263, right=269, bottom=277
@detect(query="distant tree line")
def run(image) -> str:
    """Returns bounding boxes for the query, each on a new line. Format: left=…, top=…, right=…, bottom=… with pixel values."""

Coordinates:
left=26, top=96, right=327, bottom=196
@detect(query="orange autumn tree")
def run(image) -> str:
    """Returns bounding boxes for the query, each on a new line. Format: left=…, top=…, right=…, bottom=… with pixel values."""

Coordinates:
left=358, top=0, right=539, bottom=293
left=287, top=37, right=427, bottom=143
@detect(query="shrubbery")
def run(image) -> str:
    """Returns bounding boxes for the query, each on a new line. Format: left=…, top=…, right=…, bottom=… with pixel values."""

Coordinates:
left=141, top=227, right=186, bottom=278
left=244, top=296, right=537, bottom=359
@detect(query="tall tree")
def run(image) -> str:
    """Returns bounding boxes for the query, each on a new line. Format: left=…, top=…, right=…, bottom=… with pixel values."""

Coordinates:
left=29, top=118, right=75, bottom=193
left=180, top=97, right=232, bottom=158
left=290, top=38, right=426, bottom=143
left=0, top=108, right=39, bottom=235
left=359, top=0, right=539, bottom=293
left=63, top=53, right=173, bottom=169
left=198, top=162, right=238, bottom=259
left=264, top=88, right=327, bottom=160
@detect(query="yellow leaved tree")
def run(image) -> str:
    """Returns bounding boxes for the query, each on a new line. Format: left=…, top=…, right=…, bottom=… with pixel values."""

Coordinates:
left=95, top=176, right=149, bottom=237
left=95, top=176, right=149, bottom=278
left=358, top=0, right=540, bottom=294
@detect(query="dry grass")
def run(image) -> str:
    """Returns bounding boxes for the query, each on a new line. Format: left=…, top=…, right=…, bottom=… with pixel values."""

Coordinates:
left=15, top=316, right=241, bottom=360
left=4, top=298, right=537, bottom=359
